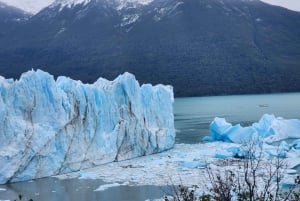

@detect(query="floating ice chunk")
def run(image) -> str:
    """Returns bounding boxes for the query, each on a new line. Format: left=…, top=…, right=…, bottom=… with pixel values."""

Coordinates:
left=286, top=156, right=300, bottom=169
left=181, top=161, right=207, bottom=169
left=215, top=149, right=234, bottom=159
left=263, top=141, right=290, bottom=158
left=286, top=169, right=297, bottom=174
left=280, top=175, right=298, bottom=188
left=278, top=141, right=290, bottom=158
left=78, top=171, right=98, bottom=179
left=264, top=141, right=290, bottom=158
left=265, top=120, right=300, bottom=142
left=215, top=145, right=257, bottom=159
left=206, top=117, right=255, bottom=143
left=94, top=183, right=121, bottom=191
left=252, top=114, right=276, bottom=137
left=94, top=182, right=129, bottom=191
left=206, top=114, right=300, bottom=144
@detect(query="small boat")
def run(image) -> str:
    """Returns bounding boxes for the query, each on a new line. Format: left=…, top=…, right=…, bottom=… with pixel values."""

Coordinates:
left=259, top=104, right=269, bottom=107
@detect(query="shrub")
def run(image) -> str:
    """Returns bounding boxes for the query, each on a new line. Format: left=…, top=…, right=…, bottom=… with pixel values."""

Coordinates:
left=166, top=140, right=300, bottom=201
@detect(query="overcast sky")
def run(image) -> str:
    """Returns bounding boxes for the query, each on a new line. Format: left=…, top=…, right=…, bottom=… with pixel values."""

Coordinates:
left=261, top=0, right=300, bottom=11
left=1, top=0, right=300, bottom=13
left=1, top=0, right=54, bottom=14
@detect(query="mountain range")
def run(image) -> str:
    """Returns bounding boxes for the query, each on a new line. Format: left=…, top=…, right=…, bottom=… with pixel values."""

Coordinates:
left=0, top=0, right=300, bottom=97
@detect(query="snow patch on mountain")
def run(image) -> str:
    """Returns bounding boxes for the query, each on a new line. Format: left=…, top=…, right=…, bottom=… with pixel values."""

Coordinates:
left=154, top=1, right=183, bottom=21
left=49, top=0, right=154, bottom=11
left=50, top=0, right=91, bottom=10
left=1, top=0, right=299, bottom=15
left=121, top=14, right=140, bottom=26
left=116, top=0, right=154, bottom=10
left=0, top=0, right=154, bottom=14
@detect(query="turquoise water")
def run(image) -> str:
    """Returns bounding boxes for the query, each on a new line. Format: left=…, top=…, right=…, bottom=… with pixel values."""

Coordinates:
left=1, top=93, right=300, bottom=201
left=175, top=93, right=300, bottom=143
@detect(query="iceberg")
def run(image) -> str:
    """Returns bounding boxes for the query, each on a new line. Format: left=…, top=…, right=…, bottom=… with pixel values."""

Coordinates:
left=0, top=70, right=175, bottom=184
left=205, top=114, right=300, bottom=163
left=205, top=114, right=300, bottom=143
left=204, top=117, right=255, bottom=143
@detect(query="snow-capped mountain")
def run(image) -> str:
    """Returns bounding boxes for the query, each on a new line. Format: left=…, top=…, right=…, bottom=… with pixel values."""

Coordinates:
left=46, top=0, right=157, bottom=14
left=115, top=0, right=154, bottom=10
left=36, top=0, right=185, bottom=30
left=1, top=0, right=299, bottom=14
left=0, top=0, right=300, bottom=97
left=50, top=0, right=91, bottom=9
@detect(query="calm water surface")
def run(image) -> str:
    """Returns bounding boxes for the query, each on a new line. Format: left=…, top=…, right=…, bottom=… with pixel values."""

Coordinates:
left=1, top=93, right=300, bottom=201
left=0, top=178, right=168, bottom=201
left=175, top=93, right=300, bottom=143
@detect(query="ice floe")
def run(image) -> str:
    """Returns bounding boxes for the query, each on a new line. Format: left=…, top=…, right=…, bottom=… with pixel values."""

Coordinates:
left=55, top=141, right=300, bottom=190
left=94, top=182, right=129, bottom=191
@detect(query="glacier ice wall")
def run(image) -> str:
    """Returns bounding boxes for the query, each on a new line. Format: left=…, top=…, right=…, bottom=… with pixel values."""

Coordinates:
left=0, top=70, right=175, bottom=184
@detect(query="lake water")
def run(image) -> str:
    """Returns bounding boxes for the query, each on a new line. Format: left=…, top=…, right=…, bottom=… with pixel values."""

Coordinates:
left=175, top=93, right=300, bottom=144
left=1, top=93, right=300, bottom=201
left=0, top=177, right=169, bottom=201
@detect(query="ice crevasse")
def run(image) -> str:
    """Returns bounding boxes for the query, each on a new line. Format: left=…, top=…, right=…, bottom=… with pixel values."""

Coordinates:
left=0, top=70, right=175, bottom=184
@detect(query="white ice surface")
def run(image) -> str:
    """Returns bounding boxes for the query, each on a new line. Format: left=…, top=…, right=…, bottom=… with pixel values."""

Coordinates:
left=55, top=142, right=300, bottom=191
left=55, top=143, right=221, bottom=186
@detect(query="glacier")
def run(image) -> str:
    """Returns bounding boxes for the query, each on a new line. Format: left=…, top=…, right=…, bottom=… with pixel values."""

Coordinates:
left=0, top=70, right=175, bottom=184
left=204, top=114, right=300, bottom=143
